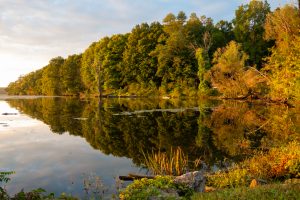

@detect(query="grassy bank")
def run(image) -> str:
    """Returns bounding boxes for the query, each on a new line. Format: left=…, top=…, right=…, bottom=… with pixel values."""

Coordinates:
left=206, top=142, right=299, bottom=188
left=192, top=182, right=300, bottom=200
left=119, top=141, right=300, bottom=199
left=1, top=142, right=299, bottom=199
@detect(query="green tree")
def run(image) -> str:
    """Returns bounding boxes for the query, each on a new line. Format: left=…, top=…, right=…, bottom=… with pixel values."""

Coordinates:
left=42, top=57, right=64, bottom=95
left=185, top=13, right=205, bottom=48
left=101, top=34, right=128, bottom=93
left=94, top=37, right=110, bottom=97
left=195, top=48, right=209, bottom=94
left=81, top=34, right=127, bottom=96
left=122, top=22, right=163, bottom=94
left=233, top=0, right=271, bottom=68
left=212, top=20, right=234, bottom=52
left=81, top=42, right=99, bottom=95
left=154, top=12, right=198, bottom=96
left=61, top=54, right=82, bottom=95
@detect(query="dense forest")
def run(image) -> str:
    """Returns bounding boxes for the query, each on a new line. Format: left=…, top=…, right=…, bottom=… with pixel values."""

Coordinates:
left=6, top=1, right=300, bottom=103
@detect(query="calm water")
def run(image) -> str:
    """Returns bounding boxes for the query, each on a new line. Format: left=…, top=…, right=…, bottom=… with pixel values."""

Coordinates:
left=0, top=97, right=299, bottom=198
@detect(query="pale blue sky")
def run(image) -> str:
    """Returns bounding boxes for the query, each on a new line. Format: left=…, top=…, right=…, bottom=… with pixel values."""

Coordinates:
left=0, top=0, right=293, bottom=87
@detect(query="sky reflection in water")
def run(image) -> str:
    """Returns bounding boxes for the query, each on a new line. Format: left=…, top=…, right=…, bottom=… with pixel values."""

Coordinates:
left=0, top=100, right=139, bottom=198
left=1, top=97, right=299, bottom=198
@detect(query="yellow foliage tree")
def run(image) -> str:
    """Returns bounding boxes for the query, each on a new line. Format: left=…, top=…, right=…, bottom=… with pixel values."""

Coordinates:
left=264, top=5, right=300, bottom=102
left=209, top=41, right=267, bottom=98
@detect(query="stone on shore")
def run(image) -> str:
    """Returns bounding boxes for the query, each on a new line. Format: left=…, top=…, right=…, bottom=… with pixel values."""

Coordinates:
left=174, top=171, right=206, bottom=192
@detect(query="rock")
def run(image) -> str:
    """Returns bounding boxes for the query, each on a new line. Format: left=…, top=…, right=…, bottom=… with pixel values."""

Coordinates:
left=250, top=179, right=259, bottom=188
left=174, top=171, right=206, bottom=192
left=205, top=186, right=216, bottom=192
left=250, top=179, right=267, bottom=188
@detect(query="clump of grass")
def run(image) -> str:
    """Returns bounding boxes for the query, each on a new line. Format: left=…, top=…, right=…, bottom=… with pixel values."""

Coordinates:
left=191, top=182, right=300, bottom=200
left=207, top=141, right=300, bottom=188
left=143, top=147, right=201, bottom=176
left=143, top=147, right=189, bottom=176
left=119, top=176, right=193, bottom=200
left=207, top=168, right=249, bottom=188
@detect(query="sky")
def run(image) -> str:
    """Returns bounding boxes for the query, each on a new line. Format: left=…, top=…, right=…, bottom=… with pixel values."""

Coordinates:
left=0, top=0, right=293, bottom=87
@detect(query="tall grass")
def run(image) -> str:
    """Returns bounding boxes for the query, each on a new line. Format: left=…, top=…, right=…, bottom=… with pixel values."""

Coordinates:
left=143, top=147, right=201, bottom=176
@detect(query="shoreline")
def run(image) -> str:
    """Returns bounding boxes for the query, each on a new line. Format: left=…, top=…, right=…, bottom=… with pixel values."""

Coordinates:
left=1, top=94, right=298, bottom=107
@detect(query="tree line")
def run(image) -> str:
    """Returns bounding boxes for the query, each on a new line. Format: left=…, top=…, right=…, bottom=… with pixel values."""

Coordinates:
left=6, top=1, right=300, bottom=102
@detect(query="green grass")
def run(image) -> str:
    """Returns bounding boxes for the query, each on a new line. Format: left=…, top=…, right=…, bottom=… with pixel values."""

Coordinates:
left=192, top=182, right=300, bottom=200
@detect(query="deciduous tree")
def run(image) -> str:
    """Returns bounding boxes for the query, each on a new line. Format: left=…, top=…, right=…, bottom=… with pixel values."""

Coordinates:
left=233, top=0, right=271, bottom=68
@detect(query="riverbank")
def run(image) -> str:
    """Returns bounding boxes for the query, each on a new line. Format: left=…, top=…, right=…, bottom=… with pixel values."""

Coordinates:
left=1, top=142, right=299, bottom=199
left=119, top=141, right=300, bottom=199
left=192, top=181, right=300, bottom=200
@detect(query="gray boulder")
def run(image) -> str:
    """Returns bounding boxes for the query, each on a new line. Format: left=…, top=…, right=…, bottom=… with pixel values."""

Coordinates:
left=174, top=171, right=206, bottom=192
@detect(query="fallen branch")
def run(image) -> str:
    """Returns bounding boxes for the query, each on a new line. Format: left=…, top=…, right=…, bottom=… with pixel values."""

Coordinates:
left=119, top=173, right=156, bottom=181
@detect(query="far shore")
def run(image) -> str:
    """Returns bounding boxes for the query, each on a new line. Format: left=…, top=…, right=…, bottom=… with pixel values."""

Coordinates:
left=0, top=94, right=58, bottom=100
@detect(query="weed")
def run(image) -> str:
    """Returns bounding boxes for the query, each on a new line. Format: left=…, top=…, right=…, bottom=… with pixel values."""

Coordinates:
left=143, top=147, right=202, bottom=176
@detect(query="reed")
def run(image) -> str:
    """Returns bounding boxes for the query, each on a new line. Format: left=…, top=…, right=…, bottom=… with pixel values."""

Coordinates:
left=143, top=147, right=201, bottom=176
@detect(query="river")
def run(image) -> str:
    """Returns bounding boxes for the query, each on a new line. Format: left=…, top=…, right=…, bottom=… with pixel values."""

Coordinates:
left=0, top=96, right=299, bottom=198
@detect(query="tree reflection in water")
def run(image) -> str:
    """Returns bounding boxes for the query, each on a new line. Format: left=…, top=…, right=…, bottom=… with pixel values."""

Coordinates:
left=7, top=97, right=299, bottom=170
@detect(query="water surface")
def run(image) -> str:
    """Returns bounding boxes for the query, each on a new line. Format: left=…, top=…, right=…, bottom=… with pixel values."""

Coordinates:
left=0, top=97, right=299, bottom=198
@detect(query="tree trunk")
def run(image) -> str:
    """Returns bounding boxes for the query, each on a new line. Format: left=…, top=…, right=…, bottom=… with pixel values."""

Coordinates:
left=98, top=74, right=103, bottom=99
left=96, top=62, right=103, bottom=99
left=119, top=174, right=155, bottom=181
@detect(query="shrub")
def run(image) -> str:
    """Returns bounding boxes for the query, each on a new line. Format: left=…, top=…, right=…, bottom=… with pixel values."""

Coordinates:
left=207, top=168, right=249, bottom=188
left=119, top=176, right=193, bottom=200
left=207, top=141, right=300, bottom=188
left=245, top=141, right=300, bottom=179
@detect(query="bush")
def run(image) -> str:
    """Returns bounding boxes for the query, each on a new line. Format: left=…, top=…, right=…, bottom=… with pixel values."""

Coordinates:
left=245, top=141, right=300, bottom=180
left=119, top=176, right=193, bottom=200
left=207, top=141, right=300, bottom=188
left=207, top=168, right=249, bottom=188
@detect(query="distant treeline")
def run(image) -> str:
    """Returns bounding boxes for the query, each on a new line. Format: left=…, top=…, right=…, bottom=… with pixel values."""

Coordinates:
left=6, top=1, right=300, bottom=102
